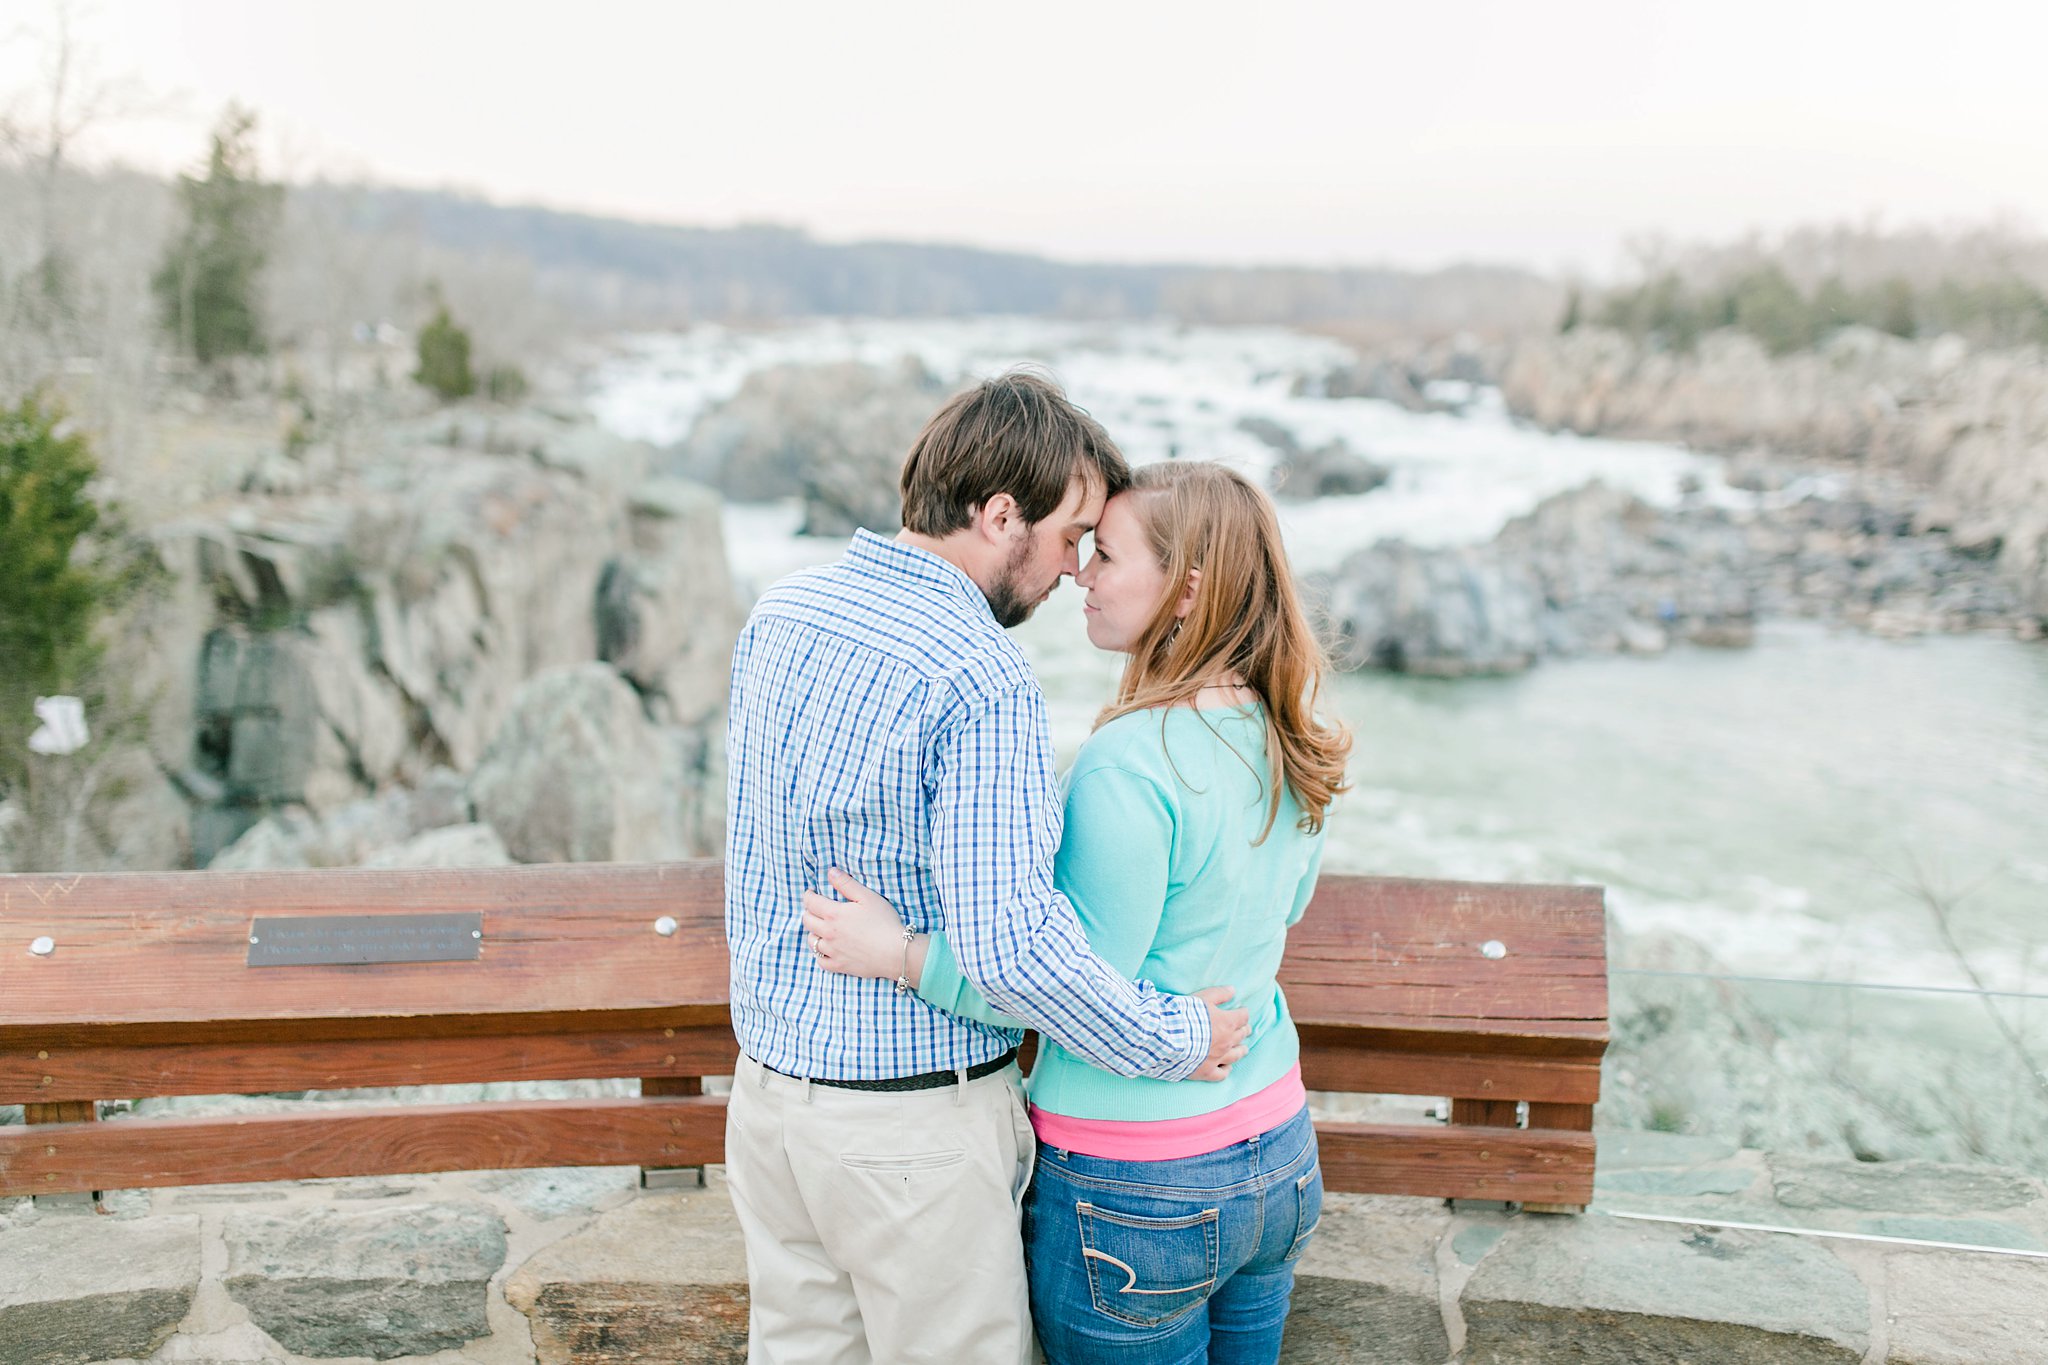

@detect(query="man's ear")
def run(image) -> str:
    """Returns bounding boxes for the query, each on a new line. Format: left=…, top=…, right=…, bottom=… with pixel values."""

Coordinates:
left=1174, top=567, right=1202, bottom=619
left=973, top=492, right=1023, bottom=544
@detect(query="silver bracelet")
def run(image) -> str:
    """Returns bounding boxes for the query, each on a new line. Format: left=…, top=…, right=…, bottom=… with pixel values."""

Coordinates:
left=893, top=927, right=916, bottom=993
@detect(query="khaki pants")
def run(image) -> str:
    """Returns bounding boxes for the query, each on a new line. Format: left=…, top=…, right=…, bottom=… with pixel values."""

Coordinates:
left=725, top=1053, right=1037, bottom=1365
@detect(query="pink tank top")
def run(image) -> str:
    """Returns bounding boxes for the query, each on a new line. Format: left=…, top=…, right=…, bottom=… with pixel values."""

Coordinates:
left=1029, top=1064, right=1307, bottom=1161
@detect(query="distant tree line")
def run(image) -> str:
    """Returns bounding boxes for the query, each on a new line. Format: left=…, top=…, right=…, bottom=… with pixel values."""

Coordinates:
left=1573, top=266, right=2048, bottom=354
left=291, top=185, right=1564, bottom=336
left=1572, top=225, right=2048, bottom=355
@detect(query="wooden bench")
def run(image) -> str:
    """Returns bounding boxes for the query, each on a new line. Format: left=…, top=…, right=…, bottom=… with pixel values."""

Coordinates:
left=1, top=863, right=1604, bottom=1208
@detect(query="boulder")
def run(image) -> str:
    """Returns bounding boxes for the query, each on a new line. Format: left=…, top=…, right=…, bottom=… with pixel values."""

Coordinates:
left=467, top=663, right=707, bottom=863
left=597, top=478, right=739, bottom=724
left=1320, top=541, right=1544, bottom=676
left=1237, top=417, right=1390, bottom=500
left=1323, top=358, right=1435, bottom=412
left=359, top=822, right=513, bottom=868
left=302, top=603, right=413, bottom=794
left=1272, top=441, right=1390, bottom=500
left=354, top=453, right=621, bottom=773
left=674, top=357, right=942, bottom=534
left=211, top=786, right=436, bottom=871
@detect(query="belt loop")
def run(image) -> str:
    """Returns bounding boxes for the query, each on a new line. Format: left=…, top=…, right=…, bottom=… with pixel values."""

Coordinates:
left=756, top=1060, right=770, bottom=1090
left=802, top=1076, right=814, bottom=1105
left=953, top=1064, right=969, bottom=1106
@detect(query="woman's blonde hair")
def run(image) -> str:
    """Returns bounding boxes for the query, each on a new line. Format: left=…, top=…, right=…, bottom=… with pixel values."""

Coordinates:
left=1096, top=461, right=1351, bottom=839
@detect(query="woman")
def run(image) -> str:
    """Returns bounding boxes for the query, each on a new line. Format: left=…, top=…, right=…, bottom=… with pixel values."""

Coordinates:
left=803, top=460, right=1350, bottom=1365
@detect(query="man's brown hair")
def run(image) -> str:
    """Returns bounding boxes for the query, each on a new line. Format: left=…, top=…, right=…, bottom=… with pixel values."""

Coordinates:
left=899, top=370, right=1130, bottom=537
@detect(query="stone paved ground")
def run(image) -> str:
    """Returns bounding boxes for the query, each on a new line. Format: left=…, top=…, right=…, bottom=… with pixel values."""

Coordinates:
left=3, top=1134, right=2045, bottom=1364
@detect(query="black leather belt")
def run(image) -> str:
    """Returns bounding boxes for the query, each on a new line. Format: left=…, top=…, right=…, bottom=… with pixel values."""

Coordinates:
left=763, top=1048, right=1018, bottom=1093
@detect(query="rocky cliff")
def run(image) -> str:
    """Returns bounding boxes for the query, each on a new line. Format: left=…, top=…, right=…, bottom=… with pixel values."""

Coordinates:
left=6, top=402, right=738, bottom=873
left=1316, top=476, right=2024, bottom=677
left=1501, top=327, right=2048, bottom=621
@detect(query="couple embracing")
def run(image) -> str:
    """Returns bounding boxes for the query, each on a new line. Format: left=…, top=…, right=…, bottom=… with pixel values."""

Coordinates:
left=723, top=371, right=1350, bottom=1364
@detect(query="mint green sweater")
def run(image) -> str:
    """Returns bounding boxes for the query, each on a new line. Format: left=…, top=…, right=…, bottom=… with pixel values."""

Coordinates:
left=919, top=703, right=1326, bottom=1121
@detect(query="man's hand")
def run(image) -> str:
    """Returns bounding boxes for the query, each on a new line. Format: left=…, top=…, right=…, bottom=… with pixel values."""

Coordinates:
left=1187, top=985, right=1250, bottom=1081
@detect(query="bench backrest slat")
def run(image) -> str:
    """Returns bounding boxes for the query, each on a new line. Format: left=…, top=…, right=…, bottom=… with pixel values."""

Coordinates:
left=1, top=864, right=724, bottom=1039
left=1279, top=876, right=1607, bottom=1033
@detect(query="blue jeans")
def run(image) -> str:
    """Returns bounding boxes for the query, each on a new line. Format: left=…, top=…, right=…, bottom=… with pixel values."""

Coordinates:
left=1025, top=1105, right=1323, bottom=1365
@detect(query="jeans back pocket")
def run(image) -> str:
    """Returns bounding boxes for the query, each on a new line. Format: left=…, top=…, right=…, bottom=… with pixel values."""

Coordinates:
left=1074, top=1199, right=1220, bottom=1328
left=1283, top=1159, right=1324, bottom=1262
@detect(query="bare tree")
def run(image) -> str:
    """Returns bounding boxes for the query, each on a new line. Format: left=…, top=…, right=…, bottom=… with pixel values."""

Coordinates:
left=0, top=0, right=170, bottom=403
left=1887, top=853, right=2048, bottom=1113
left=2, top=3, right=149, bottom=267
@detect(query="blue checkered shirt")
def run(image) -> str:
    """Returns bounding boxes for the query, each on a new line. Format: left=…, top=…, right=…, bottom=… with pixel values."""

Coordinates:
left=724, top=531, right=1212, bottom=1081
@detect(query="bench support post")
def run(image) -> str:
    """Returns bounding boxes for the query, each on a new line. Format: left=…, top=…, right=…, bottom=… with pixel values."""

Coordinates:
left=25, top=1101, right=103, bottom=1209
left=1519, top=1102, right=1594, bottom=1214
left=638, top=1077, right=708, bottom=1189
left=1448, top=1097, right=1525, bottom=1215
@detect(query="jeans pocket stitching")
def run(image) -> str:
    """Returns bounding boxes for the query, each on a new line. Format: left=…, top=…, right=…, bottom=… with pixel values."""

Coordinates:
left=1283, top=1161, right=1323, bottom=1262
left=1074, top=1200, right=1220, bottom=1328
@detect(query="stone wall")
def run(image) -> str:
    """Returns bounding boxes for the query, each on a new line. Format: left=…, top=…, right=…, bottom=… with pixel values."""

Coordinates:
left=5, top=1130, right=2043, bottom=1365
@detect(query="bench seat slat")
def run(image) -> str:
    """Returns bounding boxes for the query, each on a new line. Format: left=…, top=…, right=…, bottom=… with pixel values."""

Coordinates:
left=1298, top=1032, right=1602, bottom=1104
left=1284, top=981, right=1609, bottom=1029
left=1315, top=1120, right=1597, bottom=1204
left=0, top=1025, right=743, bottom=1105
left=0, top=1095, right=728, bottom=1197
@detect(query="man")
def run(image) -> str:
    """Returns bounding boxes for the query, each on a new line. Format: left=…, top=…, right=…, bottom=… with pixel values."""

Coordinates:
left=723, top=371, right=1250, bottom=1363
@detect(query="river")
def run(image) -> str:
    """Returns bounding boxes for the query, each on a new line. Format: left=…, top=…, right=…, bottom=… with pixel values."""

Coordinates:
left=590, top=318, right=2048, bottom=1003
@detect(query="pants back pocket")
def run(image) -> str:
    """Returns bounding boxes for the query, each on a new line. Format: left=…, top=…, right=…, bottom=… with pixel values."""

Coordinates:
left=1074, top=1199, right=1220, bottom=1328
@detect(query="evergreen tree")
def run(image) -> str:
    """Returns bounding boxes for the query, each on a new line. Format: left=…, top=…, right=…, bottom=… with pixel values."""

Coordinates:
left=1558, top=288, right=1583, bottom=334
left=0, top=394, right=112, bottom=788
left=152, top=106, right=282, bottom=366
left=1726, top=266, right=1818, bottom=356
left=414, top=303, right=478, bottom=401
left=484, top=364, right=529, bottom=404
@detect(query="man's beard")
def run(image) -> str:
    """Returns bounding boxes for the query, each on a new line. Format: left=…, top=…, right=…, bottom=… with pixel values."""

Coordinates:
left=984, top=537, right=1049, bottom=628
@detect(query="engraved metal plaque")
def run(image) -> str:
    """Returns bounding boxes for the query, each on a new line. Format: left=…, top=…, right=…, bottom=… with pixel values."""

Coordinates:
left=246, top=913, right=482, bottom=967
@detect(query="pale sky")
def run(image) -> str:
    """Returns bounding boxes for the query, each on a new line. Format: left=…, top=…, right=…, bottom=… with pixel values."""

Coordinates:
left=7, top=0, right=2045, bottom=273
